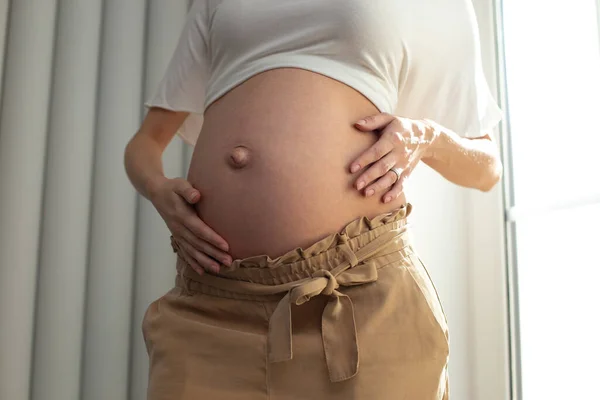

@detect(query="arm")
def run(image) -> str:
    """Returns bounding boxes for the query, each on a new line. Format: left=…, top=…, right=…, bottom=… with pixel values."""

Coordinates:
left=127, top=3, right=226, bottom=272
left=124, top=108, right=232, bottom=274
left=421, top=121, right=503, bottom=192
left=124, top=108, right=191, bottom=200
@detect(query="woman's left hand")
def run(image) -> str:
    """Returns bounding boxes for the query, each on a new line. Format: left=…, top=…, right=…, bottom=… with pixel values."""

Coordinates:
left=350, top=113, right=440, bottom=203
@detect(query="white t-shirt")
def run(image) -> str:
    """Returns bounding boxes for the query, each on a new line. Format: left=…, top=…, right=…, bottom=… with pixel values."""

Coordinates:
left=146, top=0, right=503, bottom=146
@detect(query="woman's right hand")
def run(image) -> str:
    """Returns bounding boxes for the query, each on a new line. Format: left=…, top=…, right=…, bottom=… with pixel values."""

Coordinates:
left=149, top=176, right=232, bottom=275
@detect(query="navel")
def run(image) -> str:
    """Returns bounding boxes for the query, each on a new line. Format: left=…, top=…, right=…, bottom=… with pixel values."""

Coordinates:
left=228, top=145, right=251, bottom=169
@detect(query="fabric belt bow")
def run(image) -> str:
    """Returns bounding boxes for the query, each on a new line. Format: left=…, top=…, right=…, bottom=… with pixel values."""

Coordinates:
left=267, top=232, right=393, bottom=382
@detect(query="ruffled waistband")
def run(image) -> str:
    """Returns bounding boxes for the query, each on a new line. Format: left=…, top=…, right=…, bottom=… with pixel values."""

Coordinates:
left=176, top=203, right=413, bottom=286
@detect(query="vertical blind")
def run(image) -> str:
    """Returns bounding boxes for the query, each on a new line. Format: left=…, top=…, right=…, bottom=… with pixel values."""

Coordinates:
left=0, top=1, right=194, bottom=399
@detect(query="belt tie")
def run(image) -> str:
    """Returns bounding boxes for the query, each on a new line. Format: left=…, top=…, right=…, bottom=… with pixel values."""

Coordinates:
left=268, top=232, right=384, bottom=382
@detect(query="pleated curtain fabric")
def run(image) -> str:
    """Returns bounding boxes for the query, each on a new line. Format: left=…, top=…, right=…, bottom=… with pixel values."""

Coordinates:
left=0, top=1, right=195, bottom=399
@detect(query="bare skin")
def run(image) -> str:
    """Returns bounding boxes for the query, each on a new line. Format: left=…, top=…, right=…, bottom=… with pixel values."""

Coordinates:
left=125, top=68, right=501, bottom=271
left=186, top=68, right=407, bottom=260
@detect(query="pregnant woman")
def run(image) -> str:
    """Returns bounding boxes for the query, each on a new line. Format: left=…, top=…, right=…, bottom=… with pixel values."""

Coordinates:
left=124, top=1, right=503, bottom=399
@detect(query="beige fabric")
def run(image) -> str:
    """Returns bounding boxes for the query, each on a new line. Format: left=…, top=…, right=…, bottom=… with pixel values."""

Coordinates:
left=143, top=204, right=450, bottom=399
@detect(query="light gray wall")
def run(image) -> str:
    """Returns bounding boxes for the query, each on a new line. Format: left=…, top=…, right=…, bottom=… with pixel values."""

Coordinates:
left=0, top=2, right=192, bottom=399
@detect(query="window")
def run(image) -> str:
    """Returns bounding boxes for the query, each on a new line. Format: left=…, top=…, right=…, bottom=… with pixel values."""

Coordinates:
left=500, top=0, right=600, bottom=398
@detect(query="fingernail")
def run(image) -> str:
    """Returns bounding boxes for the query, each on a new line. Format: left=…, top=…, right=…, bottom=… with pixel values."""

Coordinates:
left=219, top=242, right=229, bottom=251
left=221, top=256, right=232, bottom=266
left=357, top=181, right=365, bottom=190
left=350, top=164, right=360, bottom=173
left=211, top=264, right=220, bottom=274
left=384, top=195, right=392, bottom=203
left=356, top=119, right=366, bottom=125
left=366, top=188, right=374, bottom=197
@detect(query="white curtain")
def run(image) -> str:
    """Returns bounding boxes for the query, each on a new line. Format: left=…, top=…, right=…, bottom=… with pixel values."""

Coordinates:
left=0, top=1, right=194, bottom=399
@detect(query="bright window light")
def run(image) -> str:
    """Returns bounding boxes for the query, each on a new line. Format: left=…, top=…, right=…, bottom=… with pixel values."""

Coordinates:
left=503, top=0, right=600, bottom=206
left=501, top=1, right=600, bottom=399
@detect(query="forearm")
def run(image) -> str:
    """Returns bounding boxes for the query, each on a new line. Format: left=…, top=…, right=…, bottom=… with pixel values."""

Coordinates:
left=421, top=121, right=503, bottom=192
left=124, top=133, right=168, bottom=200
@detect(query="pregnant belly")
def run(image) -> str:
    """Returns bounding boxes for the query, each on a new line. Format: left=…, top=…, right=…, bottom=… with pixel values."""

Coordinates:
left=187, top=69, right=407, bottom=259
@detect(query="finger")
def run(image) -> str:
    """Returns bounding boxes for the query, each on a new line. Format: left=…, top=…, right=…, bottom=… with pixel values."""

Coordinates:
left=382, top=165, right=414, bottom=203
left=172, top=178, right=201, bottom=204
left=350, top=138, right=395, bottom=180
left=180, top=228, right=232, bottom=267
left=363, top=169, right=401, bottom=198
left=178, top=236, right=222, bottom=274
left=175, top=243, right=205, bottom=276
left=351, top=118, right=414, bottom=174
left=354, top=113, right=397, bottom=131
left=184, top=217, right=230, bottom=252
left=355, top=152, right=398, bottom=194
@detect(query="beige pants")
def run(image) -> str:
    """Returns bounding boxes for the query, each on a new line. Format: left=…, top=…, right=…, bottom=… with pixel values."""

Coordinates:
left=143, top=204, right=450, bottom=399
